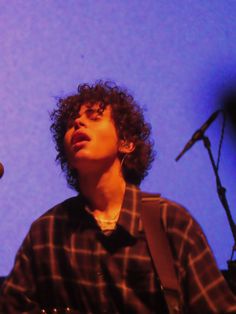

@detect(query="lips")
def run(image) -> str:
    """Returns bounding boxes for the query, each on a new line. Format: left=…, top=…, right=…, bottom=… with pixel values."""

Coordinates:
left=71, top=131, right=91, bottom=146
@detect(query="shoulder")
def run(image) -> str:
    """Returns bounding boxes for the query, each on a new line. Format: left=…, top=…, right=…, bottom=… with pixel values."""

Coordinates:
left=141, top=192, right=195, bottom=232
left=141, top=192, right=207, bottom=253
left=33, top=196, right=80, bottom=222
left=160, top=197, right=204, bottom=236
left=158, top=196, right=210, bottom=260
left=28, top=196, right=82, bottom=240
left=159, top=197, right=197, bottom=233
left=11, top=196, right=83, bottom=261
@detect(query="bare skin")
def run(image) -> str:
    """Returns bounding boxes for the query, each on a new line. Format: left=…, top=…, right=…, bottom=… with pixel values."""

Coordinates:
left=63, top=103, right=134, bottom=221
left=78, top=160, right=126, bottom=220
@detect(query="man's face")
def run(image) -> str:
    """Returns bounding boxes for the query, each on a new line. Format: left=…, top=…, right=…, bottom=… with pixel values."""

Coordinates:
left=64, top=103, right=121, bottom=173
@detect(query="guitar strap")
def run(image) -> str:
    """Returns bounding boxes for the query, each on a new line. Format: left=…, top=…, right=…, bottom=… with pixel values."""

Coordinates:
left=141, top=192, right=183, bottom=314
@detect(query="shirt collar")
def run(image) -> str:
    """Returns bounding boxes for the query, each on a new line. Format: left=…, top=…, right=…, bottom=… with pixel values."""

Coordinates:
left=74, top=184, right=142, bottom=237
left=117, top=184, right=142, bottom=237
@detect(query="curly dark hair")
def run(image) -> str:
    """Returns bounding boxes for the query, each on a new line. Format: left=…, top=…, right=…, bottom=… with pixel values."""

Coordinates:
left=50, top=81, right=155, bottom=191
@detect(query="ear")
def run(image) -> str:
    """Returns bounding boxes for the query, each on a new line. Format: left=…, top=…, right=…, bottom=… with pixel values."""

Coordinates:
left=118, top=140, right=135, bottom=154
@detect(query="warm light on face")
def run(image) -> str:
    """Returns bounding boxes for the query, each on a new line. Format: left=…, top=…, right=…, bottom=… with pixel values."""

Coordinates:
left=63, top=104, right=121, bottom=173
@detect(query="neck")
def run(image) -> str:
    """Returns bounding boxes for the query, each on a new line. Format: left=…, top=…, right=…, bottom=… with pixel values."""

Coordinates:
left=78, top=159, right=126, bottom=219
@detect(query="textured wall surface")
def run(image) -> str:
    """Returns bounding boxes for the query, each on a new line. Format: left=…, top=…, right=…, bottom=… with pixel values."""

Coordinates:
left=0, top=0, right=236, bottom=275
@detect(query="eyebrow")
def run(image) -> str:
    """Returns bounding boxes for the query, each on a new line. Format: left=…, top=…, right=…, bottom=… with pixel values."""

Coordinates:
left=82, top=103, right=106, bottom=113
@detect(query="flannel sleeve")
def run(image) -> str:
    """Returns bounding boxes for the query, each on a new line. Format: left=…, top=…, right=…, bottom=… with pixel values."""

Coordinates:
left=0, top=231, right=40, bottom=314
left=163, top=201, right=236, bottom=313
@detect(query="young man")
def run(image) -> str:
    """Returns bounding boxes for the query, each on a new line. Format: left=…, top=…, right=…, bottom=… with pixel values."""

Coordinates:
left=0, top=81, right=235, bottom=313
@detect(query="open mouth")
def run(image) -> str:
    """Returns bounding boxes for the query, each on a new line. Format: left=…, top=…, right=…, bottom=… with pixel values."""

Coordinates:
left=71, top=132, right=91, bottom=146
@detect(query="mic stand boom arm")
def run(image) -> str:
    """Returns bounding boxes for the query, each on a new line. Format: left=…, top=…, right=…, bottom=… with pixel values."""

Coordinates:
left=201, top=135, right=236, bottom=252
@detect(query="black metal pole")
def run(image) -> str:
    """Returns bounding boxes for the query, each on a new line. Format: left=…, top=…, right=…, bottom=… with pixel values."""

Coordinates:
left=201, top=135, right=236, bottom=247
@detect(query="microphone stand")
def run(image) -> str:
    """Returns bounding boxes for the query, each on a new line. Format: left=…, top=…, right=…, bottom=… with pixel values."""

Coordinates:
left=201, top=134, right=236, bottom=291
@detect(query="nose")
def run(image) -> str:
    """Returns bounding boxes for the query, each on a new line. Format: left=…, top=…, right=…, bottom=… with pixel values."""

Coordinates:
left=73, top=115, right=86, bottom=130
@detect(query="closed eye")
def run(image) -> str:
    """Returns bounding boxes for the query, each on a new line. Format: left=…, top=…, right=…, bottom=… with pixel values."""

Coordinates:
left=66, top=106, right=105, bottom=129
left=85, top=108, right=103, bottom=120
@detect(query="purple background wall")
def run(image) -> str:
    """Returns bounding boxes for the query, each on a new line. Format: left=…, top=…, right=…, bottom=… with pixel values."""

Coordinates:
left=0, top=1, right=236, bottom=275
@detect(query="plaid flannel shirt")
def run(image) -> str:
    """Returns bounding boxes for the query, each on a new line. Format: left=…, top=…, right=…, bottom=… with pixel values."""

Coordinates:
left=0, top=184, right=236, bottom=313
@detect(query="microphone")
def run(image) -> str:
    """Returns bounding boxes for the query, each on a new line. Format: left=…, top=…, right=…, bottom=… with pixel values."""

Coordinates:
left=175, top=110, right=221, bottom=161
left=221, top=87, right=236, bottom=129
left=0, top=162, right=4, bottom=178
